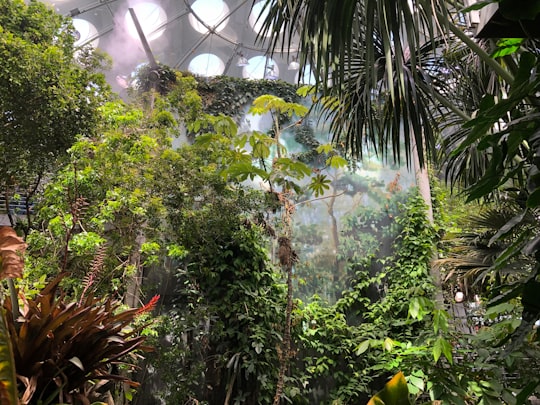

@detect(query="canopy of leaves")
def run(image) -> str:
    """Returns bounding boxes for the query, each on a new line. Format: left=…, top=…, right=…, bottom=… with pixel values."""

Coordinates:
left=0, top=0, right=108, bottom=184
left=257, top=0, right=458, bottom=165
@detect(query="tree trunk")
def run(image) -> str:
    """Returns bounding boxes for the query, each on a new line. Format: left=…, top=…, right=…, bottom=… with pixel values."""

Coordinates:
left=412, top=137, right=444, bottom=308
left=124, top=231, right=145, bottom=308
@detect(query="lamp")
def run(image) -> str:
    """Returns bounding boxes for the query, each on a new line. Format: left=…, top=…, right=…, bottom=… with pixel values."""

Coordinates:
left=288, top=57, right=300, bottom=71
left=236, top=52, right=249, bottom=67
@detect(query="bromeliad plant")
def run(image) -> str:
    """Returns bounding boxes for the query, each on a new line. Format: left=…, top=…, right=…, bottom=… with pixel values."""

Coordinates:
left=3, top=275, right=154, bottom=405
left=0, top=226, right=155, bottom=404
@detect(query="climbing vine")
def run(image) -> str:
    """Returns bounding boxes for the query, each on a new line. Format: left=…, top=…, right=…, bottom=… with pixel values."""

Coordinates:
left=197, top=76, right=300, bottom=118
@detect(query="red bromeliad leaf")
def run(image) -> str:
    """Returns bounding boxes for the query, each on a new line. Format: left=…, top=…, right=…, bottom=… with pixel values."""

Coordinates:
left=3, top=274, right=152, bottom=404
left=0, top=226, right=26, bottom=280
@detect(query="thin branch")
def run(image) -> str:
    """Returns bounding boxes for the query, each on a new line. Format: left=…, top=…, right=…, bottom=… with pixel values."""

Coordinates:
left=441, top=16, right=515, bottom=85
left=293, top=191, right=346, bottom=208
left=432, top=89, right=472, bottom=122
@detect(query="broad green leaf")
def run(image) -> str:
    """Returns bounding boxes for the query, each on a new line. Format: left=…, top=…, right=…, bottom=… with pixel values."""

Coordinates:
left=252, top=141, right=271, bottom=159
left=491, top=38, right=524, bottom=58
left=433, top=336, right=453, bottom=364
left=252, top=341, right=263, bottom=354
left=408, top=297, right=422, bottom=320
left=194, top=133, right=221, bottom=148
left=433, top=309, right=449, bottom=334
left=250, top=95, right=308, bottom=117
left=316, top=143, right=333, bottom=154
left=223, top=163, right=269, bottom=182
left=233, top=133, right=248, bottom=149
left=485, top=303, right=515, bottom=319
left=326, top=155, right=348, bottom=169
left=408, top=297, right=432, bottom=321
left=355, top=340, right=370, bottom=356
left=407, top=374, right=425, bottom=393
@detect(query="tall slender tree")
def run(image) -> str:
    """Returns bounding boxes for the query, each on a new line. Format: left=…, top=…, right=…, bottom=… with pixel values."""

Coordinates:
left=0, top=0, right=109, bottom=230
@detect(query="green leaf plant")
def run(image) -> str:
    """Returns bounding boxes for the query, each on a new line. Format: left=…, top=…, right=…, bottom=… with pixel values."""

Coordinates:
left=288, top=189, right=469, bottom=404
left=190, top=92, right=348, bottom=404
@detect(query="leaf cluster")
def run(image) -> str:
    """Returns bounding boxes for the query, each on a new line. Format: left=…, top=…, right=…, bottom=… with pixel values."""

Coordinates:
left=3, top=275, right=149, bottom=405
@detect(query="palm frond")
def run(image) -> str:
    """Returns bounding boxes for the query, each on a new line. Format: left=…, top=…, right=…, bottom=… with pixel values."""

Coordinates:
left=257, top=0, right=460, bottom=164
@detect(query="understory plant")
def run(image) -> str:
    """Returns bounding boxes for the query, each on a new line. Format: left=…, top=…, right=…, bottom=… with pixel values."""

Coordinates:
left=135, top=114, right=287, bottom=404
left=4, top=276, right=153, bottom=404
left=0, top=226, right=155, bottom=404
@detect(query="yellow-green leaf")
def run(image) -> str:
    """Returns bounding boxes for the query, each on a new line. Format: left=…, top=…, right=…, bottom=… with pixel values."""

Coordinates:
left=367, top=372, right=411, bottom=405
left=0, top=310, right=18, bottom=405
left=383, top=337, right=395, bottom=352
left=355, top=340, right=370, bottom=355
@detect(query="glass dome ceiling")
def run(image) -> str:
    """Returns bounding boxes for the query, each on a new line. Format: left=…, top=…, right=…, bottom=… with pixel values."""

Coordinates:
left=42, top=0, right=303, bottom=92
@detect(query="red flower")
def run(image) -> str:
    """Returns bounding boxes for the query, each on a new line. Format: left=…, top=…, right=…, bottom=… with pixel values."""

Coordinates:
left=137, top=294, right=160, bottom=314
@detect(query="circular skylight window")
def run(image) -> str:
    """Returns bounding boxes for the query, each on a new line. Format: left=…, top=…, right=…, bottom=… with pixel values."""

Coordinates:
left=124, top=2, right=167, bottom=41
left=189, top=0, right=230, bottom=34
left=242, top=56, right=279, bottom=80
left=249, top=1, right=281, bottom=37
left=72, top=18, right=99, bottom=48
left=188, top=53, right=225, bottom=77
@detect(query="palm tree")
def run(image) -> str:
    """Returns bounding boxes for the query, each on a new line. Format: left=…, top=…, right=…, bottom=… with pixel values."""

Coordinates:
left=255, top=1, right=524, bottom=169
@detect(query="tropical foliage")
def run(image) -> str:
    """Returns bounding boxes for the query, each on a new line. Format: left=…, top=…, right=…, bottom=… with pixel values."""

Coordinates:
left=4, top=0, right=540, bottom=403
left=3, top=275, right=153, bottom=405
left=0, top=0, right=109, bottom=235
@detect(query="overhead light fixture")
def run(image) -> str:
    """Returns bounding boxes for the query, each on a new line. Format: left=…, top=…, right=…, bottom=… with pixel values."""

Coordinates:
left=288, top=57, right=300, bottom=71
left=236, top=52, right=249, bottom=67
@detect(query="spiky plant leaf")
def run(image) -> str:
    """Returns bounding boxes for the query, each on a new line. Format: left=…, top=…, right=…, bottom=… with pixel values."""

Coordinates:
left=3, top=275, right=151, bottom=404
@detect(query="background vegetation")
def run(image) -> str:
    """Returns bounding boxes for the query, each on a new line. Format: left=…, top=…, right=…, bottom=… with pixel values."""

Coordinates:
left=1, top=0, right=540, bottom=404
